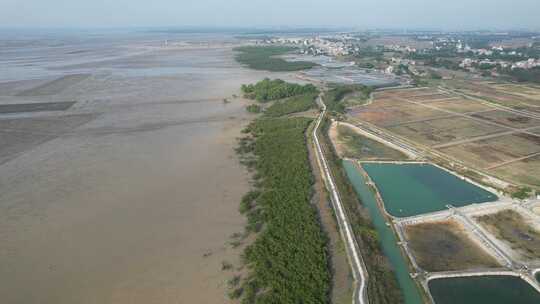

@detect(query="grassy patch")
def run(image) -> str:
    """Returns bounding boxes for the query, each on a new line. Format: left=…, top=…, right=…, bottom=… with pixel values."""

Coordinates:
left=241, top=78, right=318, bottom=102
left=246, top=104, right=262, bottom=113
left=405, top=220, right=500, bottom=272
left=234, top=46, right=318, bottom=71
left=325, top=84, right=373, bottom=114
left=336, top=125, right=408, bottom=160
left=476, top=210, right=540, bottom=260
left=264, top=93, right=318, bottom=117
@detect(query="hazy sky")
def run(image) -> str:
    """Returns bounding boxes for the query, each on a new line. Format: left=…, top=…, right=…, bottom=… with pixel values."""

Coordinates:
left=2, top=0, right=539, bottom=29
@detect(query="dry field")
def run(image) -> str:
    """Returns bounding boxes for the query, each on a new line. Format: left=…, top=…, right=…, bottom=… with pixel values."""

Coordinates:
left=471, top=109, right=540, bottom=129
left=387, top=116, right=503, bottom=146
left=425, top=98, right=493, bottom=113
left=404, top=220, right=500, bottom=272
left=408, top=93, right=453, bottom=102
left=475, top=210, right=540, bottom=261
left=452, top=80, right=540, bottom=109
left=491, top=83, right=540, bottom=102
left=350, top=85, right=540, bottom=187
left=492, top=155, right=540, bottom=186
left=374, top=88, right=436, bottom=99
left=352, top=103, right=449, bottom=127
left=439, top=133, right=540, bottom=169
left=349, top=99, right=449, bottom=126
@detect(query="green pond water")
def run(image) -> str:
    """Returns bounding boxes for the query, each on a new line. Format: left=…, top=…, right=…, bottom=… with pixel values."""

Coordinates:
left=361, top=163, right=498, bottom=217
left=428, top=276, right=540, bottom=304
left=344, top=160, right=423, bottom=304
left=536, top=272, right=540, bottom=283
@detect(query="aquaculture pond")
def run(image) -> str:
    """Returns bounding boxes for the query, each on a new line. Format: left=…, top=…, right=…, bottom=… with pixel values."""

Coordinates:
left=344, top=160, right=423, bottom=304
left=361, top=163, right=498, bottom=217
left=428, top=276, right=540, bottom=304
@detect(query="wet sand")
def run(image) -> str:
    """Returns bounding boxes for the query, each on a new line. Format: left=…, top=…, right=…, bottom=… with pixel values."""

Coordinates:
left=0, top=37, right=294, bottom=304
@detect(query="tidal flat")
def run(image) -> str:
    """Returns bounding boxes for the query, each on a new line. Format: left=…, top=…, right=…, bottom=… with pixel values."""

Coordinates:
left=0, top=30, right=296, bottom=304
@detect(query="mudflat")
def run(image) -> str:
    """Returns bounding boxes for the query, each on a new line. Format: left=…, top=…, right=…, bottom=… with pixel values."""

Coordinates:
left=0, top=32, right=294, bottom=304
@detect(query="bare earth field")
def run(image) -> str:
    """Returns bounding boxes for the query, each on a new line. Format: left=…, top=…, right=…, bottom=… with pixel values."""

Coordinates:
left=407, top=93, right=453, bottom=102
left=425, top=98, right=493, bottom=113
left=350, top=102, right=449, bottom=127
left=387, top=116, right=503, bottom=146
left=351, top=86, right=540, bottom=187
left=452, top=80, right=540, bottom=109
left=475, top=210, right=540, bottom=261
left=471, top=109, right=540, bottom=129
left=438, top=133, right=540, bottom=169
left=404, top=220, right=500, bottom=272
left=491, top=83, right=540, bottom=102
left=0, top=35, right=298, bottom=304
left=491, top=155, right=540, bottom=186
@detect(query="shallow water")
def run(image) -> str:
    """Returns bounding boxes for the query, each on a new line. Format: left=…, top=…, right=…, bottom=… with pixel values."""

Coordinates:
left=0, top=30, right=295, bottom=304
left=343, top=160, right=423, bottom=304
left=428, top=276, right=540, bottom=304
left=362, top=163, right=498, bottom=217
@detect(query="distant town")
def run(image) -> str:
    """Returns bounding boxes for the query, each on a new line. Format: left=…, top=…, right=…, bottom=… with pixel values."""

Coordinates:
left=252, top=30, right=540, bottom=83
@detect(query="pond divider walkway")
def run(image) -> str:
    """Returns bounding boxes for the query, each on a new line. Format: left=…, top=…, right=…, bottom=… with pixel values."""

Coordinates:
left=333, top=86, right=540, bottom=303
left=354, top=157, right=540, bottom=301
left=312, top=95, right=369, bottom=304
left=338, top=120, right=540, bottom=302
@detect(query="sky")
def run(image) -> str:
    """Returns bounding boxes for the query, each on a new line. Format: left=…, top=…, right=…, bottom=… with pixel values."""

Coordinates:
left=2, top=0, right=540, bottom=30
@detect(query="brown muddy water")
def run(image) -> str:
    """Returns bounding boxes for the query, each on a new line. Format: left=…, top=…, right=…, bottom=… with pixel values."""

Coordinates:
left=0, top=30, right=295, bottom=304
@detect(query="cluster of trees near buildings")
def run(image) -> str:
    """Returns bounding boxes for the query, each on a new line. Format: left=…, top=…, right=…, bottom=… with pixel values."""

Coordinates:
left=241, top=78, right=318, bottom=102
left=242, top=78, right=319, bottom=117
left=234, top=46, right=318, bottom=72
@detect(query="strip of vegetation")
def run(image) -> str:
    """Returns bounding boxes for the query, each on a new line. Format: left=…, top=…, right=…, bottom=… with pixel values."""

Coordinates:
left=264, top=93, right=318, bottom=117
left=234, top=46, right=318, bottom=72
left=336, top=125, right=409, bottom=160
left=324, top=84, right=373, bottom=114
left=241, top=78, right=318, bottom=102
left=511, top=186, right=533, bottom=200
left=318, top=116, right=404, bottom=304
left=234, top=115, right=330, bottom=302
left=246, top=104, right=262, bottom=113
left=502, top=66, right=540, bottom=84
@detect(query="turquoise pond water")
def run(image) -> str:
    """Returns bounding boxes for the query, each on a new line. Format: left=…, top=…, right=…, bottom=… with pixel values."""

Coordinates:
left=344, top=160, right=540, bottom=304
left=428, top=276, right=540, bottom=304
left=361, top=163, right=498, bottom=217
left=344, top=160, right=423, bottom=304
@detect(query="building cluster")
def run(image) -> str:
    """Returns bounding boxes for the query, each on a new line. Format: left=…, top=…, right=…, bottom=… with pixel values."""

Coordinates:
left=512, top=58, right=540, bottom=69
left=386, top=44, right=418, bottom=53
left=261, top=32, right=539, bottom=80
left=460, top=57, right=540, bottom=70
left=263, top=35, right=360, bottom=56
left=459, top=58, right=511, bottom=69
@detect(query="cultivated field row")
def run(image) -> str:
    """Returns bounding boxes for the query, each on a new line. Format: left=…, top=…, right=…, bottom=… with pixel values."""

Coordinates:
left=348, top=85, right=540, bottom=188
